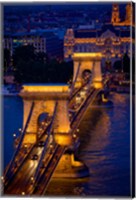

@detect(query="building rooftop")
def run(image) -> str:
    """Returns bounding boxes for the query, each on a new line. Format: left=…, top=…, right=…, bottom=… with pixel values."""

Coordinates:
left=74, top=23, right=131, bottom=38
left=74, top=29, right=97, bottom=38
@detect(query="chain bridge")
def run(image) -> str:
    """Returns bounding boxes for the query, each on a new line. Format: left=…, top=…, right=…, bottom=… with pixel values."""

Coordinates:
left=2, top=53, right=110, bottom=196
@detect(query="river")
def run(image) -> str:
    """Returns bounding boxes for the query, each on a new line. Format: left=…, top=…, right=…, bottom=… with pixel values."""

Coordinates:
left=3, top=92, right=131, bottom=197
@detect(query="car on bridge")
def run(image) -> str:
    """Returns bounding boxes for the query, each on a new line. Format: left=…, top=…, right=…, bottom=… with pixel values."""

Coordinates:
left=31, top=154, right=38, bottom=160
left=38, top=141, right=45, bottom=147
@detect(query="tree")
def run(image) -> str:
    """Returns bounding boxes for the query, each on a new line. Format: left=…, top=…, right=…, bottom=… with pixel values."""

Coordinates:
left=13, top=45, right=35, bottom=66
left=35, top=52, right=49, bottom=64
left=13, top=45, right=73, bottom=84
left=4, top=48, right=11, bottom=72
left=113, top=60, right=122, bottom=71
left=122, top=53, right=130, bottom=73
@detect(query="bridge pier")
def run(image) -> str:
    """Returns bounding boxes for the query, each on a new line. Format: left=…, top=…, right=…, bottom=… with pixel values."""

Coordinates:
left=53, top=153, right=89, bottom=178
left=92, top=90, right=113, bottom=108
left=19, top=85, right=70, bottom=144
left=53, top=100, right=72, bottom=146
left=92, top=59, right=103, bottom=89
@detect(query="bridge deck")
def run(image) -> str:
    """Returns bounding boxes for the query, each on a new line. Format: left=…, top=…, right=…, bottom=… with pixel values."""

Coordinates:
left=4, top=83, right=102, bottom=195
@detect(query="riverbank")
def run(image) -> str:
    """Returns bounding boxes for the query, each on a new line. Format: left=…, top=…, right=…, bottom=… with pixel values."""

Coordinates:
left=1, top=85, right=19, bottom=96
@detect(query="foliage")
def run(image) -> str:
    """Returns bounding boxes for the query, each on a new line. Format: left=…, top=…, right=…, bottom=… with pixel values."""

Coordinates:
left=113, top=60, right=122, bottom=71
left=122, top=53, right=130, bottom=73
left=113, top=53, right=130, bottom=75
left=12, top=45, right=73, bottom=84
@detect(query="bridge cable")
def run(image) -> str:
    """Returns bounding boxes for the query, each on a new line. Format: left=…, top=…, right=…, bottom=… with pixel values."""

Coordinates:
left=32, top=102, right=58, bottom=183
left=70, top=62, right=81, bottom=98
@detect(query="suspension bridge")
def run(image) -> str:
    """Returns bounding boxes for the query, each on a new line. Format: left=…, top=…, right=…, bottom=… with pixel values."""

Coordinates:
left=2, top=52, right=110, bottom=196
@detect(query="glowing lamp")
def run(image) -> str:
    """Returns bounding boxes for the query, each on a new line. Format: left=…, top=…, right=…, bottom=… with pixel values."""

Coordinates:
left=54, top=133, right=72, bottom=146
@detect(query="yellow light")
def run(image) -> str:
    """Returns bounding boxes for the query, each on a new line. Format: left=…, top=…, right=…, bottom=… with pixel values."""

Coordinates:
left=93, top=82, right=103, bottom=89
left=22, top=85, right=69, bottom=93
left=72, top=52, right=102, bottom=59
left=54, top=133, right=72, bottom=146
left=102, top=94, right=108, bottom=102
left=23, top=134, right=36, bottom=144
left=13, top=39, right=18, bottom=42
left=75, top=82, right=82, bottom=88
left=22, top=192, right=25, bottom=195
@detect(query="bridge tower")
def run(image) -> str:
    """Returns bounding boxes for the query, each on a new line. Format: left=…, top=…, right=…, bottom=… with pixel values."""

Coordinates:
left=72, top=53, right=103, bottom=89
left=20, top=84, right=72, bottom=145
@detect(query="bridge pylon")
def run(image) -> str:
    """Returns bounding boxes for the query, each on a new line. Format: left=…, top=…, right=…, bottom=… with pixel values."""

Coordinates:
left=53, top=100, right=72, bottom=146
left=72, top=53, right=103, bottom=89
left=19, top=84, right=71, bottom=144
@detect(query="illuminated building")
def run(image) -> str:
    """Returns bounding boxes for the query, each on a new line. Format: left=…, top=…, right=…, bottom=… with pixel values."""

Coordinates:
left=3, top=31, right=63, bottom=59
left=64, top=3, right=134, bottom=68
left=111, top=4, right=120, bottom=25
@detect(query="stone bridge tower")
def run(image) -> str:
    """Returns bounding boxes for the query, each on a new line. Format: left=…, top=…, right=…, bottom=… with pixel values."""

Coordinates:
left=20, top=84, right=71, bottom=145
left=72, top=53, right=103, bottom=89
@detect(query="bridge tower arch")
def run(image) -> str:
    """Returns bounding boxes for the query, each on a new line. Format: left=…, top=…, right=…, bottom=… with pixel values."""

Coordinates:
left=72, top=53, right=103, bottom=89
left=20, top=85, right=71, bottom=145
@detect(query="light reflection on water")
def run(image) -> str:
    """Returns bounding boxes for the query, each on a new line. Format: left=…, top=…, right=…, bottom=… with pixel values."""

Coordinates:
left=3, top=93, right=130, bottom=197
left=46, top=93, right=130, bottom=197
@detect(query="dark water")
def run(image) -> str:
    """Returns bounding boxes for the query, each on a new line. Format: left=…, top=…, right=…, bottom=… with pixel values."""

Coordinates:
left=3, top=96, right=23, bottom=169
left=3, top=93, right=131, bottom=197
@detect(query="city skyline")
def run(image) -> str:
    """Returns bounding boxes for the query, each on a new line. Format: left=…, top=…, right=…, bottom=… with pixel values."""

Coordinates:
left=2, top=1, right=135, bottom=197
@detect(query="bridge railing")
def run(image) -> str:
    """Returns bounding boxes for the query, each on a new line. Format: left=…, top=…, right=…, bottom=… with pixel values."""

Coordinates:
left=71, top=89, right=101, bottom=129
left=32, top=145, right=66, bottom=195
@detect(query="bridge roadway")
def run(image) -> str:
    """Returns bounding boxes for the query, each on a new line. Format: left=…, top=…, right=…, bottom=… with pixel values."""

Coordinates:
left=3, top=116, right=51, bottom=186
left=4, top=84, right=101, bottom=195
left=31, top=145, right=66, bottom=195
left=31, top=87, right=101, bottom=195
left=3, top=103, right=57, bottom=191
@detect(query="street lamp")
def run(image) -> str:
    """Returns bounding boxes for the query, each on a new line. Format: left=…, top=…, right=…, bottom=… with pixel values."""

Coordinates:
left=30, top=176, right=35, bottom=184
left=13, top=133, right=16, bottom=138
left=76, top=129, right=80, bottom=132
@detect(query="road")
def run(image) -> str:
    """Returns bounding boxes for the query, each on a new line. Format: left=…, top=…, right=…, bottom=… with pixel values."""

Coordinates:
left=4, top=83, right=101, bottom=195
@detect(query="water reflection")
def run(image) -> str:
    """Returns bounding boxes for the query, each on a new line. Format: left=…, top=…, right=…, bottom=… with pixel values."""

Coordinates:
left=47, top=93, right=130, bottom=197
